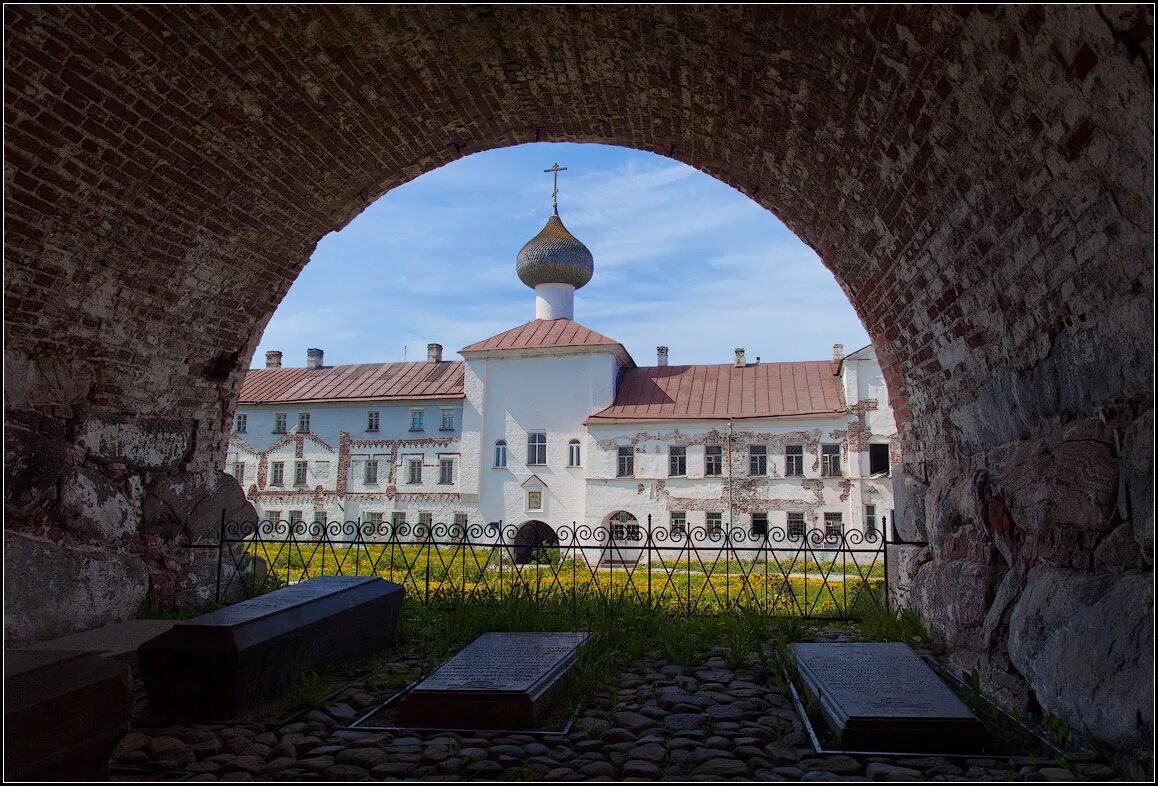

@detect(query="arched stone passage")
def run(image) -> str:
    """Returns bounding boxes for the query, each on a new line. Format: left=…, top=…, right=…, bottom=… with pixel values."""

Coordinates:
left=511, top=520, right=560, bottom=565
left=3, top=6, right=1152, bottom=754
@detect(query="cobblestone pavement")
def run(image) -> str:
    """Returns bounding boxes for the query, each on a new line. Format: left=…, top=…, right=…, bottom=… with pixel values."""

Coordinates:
left=110, top=631, right=1122, bottom=782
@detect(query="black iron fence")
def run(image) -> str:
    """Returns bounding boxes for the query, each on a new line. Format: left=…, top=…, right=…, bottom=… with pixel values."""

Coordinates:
left=208, top=516, right=888, bottom=620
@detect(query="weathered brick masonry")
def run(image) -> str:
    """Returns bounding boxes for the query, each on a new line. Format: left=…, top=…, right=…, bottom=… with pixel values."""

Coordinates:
left=3, top=5, right=1152, bottom=755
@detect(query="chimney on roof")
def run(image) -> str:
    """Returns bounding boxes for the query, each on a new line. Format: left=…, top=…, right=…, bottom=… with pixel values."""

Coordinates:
left=265, top=350, right=283, bottom=369
left=657, top=346, right=669, bottom=367
left=833, top=343, right=844, bottom=363
left=427, top=343, right=443, bottom=363
left=734, top=348, right=746, bottom=368
left=306, top=348, right=324, bottom=369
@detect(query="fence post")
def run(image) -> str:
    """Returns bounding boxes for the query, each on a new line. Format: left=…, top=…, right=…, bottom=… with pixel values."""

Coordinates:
left=882, top=514, right=890, bottom=615
left=214, top=509, right=225, bottom=604
left=647, top=515, right=652, bottom=608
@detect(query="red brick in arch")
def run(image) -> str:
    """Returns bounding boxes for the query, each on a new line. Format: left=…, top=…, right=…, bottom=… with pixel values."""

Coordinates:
left=3, top=6, right=1152, bottom=754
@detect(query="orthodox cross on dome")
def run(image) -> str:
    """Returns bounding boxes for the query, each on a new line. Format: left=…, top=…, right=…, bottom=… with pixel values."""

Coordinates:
left=544, top=162, right=567, bottom=214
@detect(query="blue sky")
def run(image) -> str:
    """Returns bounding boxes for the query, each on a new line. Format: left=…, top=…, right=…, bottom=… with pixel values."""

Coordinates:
left=255, top=143, right=869, bottom=369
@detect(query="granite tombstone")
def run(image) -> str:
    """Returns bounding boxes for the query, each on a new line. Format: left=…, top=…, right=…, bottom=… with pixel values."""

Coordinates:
left=139, top=576, right=403, bottom=720
left=789, top=642, right=987, bottom=753
left=399, top=631, right=589, bottom=729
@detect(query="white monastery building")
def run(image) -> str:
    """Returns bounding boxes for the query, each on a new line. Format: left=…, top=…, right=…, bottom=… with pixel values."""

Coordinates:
left=227, top=189, right=900, bottom=560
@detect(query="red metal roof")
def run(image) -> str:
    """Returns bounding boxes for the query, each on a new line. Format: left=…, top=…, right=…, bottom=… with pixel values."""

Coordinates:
left=586, top=361, right=844, bottom=422
left=238, top=361, right=464, bottom=404
left=460, top=319, right=635, bottom=366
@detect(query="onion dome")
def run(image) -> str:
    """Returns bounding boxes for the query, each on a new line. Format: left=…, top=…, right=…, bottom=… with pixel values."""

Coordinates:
left=515, top=209, right=595, bottom=290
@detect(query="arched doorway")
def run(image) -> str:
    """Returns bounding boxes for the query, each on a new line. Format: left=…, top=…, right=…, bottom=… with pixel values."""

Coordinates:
left=602, top=510, right=644, bottom=568
left=511, top=520, right=560, bottom=565
left=4, top=6, right=1151, bottom=754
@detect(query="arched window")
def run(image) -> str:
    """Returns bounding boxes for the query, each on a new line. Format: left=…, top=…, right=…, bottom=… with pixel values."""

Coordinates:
left=494, top=439, right=508, bottom=468
left=568, top=439, right=581, bottom=467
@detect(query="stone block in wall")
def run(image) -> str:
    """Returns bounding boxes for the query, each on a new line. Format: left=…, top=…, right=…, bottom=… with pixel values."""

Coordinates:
left=923, top=468, right=990, bottom=563
left=1094, top=522, right=1146, bottom=571
left=4, top=424, right=67, bottom=518
left=1008, top=566, right=1153, bottom=751
left=886, top=543, right=929, bottom=611
left=72, top=413, right=194, bottom=471
left=4, top=532, right=149, bottom=646
left=54, top=466, right=138, bottom=546
left=142, top=470, right=257, bottom=542
left=3, top=349, right=95, bottom=413
left=891, top=470, right=928, bottom=543
left=1118, top=409, right=1153, bottom=559
left=910, top=557, right=996, bottom=650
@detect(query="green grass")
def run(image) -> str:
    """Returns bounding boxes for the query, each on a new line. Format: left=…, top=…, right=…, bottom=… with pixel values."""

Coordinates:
left=281, top=670, right=329, bottom=713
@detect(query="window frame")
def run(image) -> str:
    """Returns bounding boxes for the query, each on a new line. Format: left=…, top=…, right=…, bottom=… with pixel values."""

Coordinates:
left=568, top=439, right=581, bottom=467
left=705, top=445, right=723, bottom=476
left=274, top=412, right=287, bottom=434
left=270, top=461, right=285, bottom=486
left=670, top=511, right=687, bottom=539
left=407, top=457, right=423, bottom=485
left=706, top=511, right=723, bottom=537
left=364, top=459, right=379, bottom=485
left=234, top=413, right=247, bottom=433
left=364, top=511, right=384, bottom=526
left=438, top=456, right=454, bottom=485
left=748, top=444, right=768, bottom=476
left=288, top=509, right=304, bottom=524
left=751, top=511, right=769, bottom=538
left=232, top=460, right=245, bottom=484
left=527, top=431, right=547, bottom=465
left=266, top=509, right=282, bottom=523
left=787, top=511, right=805, bottom=540
left=865, top=505, right=877, bottom=536
left=821, top=444, right=842, bottom=477
left=494, top=439, right=508, bottom=468
left=294, top=460, right=308, bottom=486
left=366, top=410, right=380, bottom=432
left=785, top=444, right=804, bottom=477
left=869, top=443, right=891, bottom=476
left=440, top=408, right=455, bottom=431
left=616, top=446, right=634, bottom=478
left=526, top=490, right=543, bottom=512
left=669, top=446, right=687, bottom=477
left=297, top=412, right=310, bottom=434
left=409, top=408, right=424, bottom=432
left=824, top=511, right=844, bottom=540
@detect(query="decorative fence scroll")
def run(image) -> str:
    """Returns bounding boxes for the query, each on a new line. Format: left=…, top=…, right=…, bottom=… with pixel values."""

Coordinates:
left=209, top=515, right=888, bottom=620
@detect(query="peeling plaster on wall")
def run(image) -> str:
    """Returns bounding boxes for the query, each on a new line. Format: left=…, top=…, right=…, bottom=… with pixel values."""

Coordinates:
left=848, top=399, right=880, bottom=452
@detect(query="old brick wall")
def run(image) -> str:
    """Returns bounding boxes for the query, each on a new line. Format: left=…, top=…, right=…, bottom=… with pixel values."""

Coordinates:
left=4, top=6, right=1152, bottom=754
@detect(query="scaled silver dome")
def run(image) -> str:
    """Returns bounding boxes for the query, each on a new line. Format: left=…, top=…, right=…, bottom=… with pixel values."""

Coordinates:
left=515, top=211, right=594, bottom=289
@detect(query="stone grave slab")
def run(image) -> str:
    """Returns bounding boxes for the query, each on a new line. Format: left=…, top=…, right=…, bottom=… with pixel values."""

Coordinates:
left=789, top=642, right=987, bottom=753
left=399, top=631, right=589, bottom=729
left=138, top=576, right=403, bottom=721
left=19, top=619, right=175, bottom=673
left=5, top=649, right=134, bottom=781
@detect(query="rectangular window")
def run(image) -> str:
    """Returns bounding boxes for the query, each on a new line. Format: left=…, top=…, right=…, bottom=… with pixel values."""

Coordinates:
left=865, top=505, right=877, bottom=536
left=439, top=457, right=454, bottom=485
left=669, top=446, right=687, bottom=477
left=419, top=511, right=433, bottom=528
left=705, top=445, right=723, bottom=476
left=364, top=460, right=379, bottom=484
left=410, top=408, right=424, bottom=431
left=270, top=461, right=284, bottom=486
left=869, top=443, right=891, bottom=475
left=365, top=511, right=384, bottom=526
left=297, top=412, right=310, bottom=433
left=274, top=413, right=287, bottom=434
left=617, top=447, right=634, bottom=477
left=787, top=512, right=805, bottom=540
left=527, top=490, right=543, bottom=511
left=785, top=445, right=804, bottom=477
left=751, top=512, right=768, bottom=538
left=527, top=432, right=547, bottom=465
left=367, top=411, right=380, bottom=432
left=288, top=509, right=304, bottom=524
left=568, top=440, right=581, bottom=467
left=232, top=461, right=245, bottom=484
left=670, top=511, right=687, bottom=539
left=824, top=512, right=843, bottom=540
left=440, top=408, right=455, bottom=431
left=453, top=512, right=468, bottom=530
left=706, top=512, right=723, bottom=537
left=749, top=445, right=767, bottom=476
left=407, top=458, right=422, bottom=485
left=822, top=444, right=841, bottom=477
left=234, top=414, right=247, bottom=433
left=266, top=509, right=282, bottom=523
left=294, top=460, right=307, bottom=486
left=392, top=511, right=407, bottom=527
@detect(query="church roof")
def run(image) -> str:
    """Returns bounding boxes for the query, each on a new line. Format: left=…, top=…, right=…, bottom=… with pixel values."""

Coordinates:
left=515, top=212, right=594, bottom=289
left=238, top=361, right=464, bottom=404
left=586, top=361, right=844, bottom=423
left=460, top=319, right=635, bottom=366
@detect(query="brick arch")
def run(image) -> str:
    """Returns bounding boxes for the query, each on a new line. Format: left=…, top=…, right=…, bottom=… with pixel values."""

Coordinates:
left=4, top=6, right=1152, bottom=755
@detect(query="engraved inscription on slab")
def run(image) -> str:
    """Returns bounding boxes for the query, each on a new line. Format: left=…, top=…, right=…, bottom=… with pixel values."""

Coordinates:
left=196, top=576, right=379, bottom=626
left=419, top=632, right=588, bottom=693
